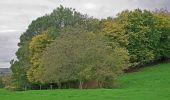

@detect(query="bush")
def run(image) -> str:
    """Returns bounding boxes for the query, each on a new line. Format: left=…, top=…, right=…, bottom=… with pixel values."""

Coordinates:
left=0, top=76, right=5, bottom=88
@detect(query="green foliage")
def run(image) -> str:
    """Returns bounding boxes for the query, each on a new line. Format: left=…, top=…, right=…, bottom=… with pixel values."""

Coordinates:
left=1, top=75, right=12, bottom=88
left=10, top=6, right=170, bottom=90
left=0, top=76, right=4, bottom=88
left=153, top=10, right=170, bottom=59
left=102, top=16, right=129, bottom=47
left=41, top=26, right=129, bottom=88
left=0, top=75, right=18, bottom=91
left=86, top=18, right=101, bottom=33
left=27, top=31, right=53, bottom=83
left=103, top=9, right=170, bottom=66
left=11, top=5, right=88, bottom=89
left=10, top=60, right=29, bottom=89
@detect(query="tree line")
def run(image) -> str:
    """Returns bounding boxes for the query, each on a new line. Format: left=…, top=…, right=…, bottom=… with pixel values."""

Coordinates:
left=6, top=6, right=170, bottom=90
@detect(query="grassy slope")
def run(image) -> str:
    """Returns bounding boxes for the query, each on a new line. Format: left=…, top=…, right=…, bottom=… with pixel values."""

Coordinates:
left=1, top=63, right=170, bottom=100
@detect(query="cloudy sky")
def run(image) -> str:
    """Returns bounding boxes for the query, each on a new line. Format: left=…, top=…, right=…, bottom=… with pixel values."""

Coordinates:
left=0, top=0, right=170, bottom=68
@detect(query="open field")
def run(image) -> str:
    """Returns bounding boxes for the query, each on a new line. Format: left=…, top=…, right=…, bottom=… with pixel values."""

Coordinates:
left=1, top=63, right=170, bottom=100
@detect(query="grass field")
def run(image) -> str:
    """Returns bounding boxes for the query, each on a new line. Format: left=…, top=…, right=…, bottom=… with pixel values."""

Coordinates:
left=1, top=63, right=170, bottom=100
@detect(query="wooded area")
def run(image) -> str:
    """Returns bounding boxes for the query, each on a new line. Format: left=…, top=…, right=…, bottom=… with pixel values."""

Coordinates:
left=3, top=6, right=169, bottom=90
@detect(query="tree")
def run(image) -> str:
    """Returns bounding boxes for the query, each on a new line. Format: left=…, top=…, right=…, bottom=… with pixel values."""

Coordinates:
left=41, top=26, right=129, bottom=88
left=27, top=30, right=53, bottom=83
left=10, top=60, right=29, bottom=90
left=102, top=9, right=170, bottom=66
left=0, top=76, right=4, bottom=88
left=11, top=6, right=89, bottom=89
left=153, top=9, right=170, bottom=60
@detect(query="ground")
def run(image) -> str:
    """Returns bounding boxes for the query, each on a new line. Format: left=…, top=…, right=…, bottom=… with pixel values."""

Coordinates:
left=1, top=63, right=170, bottom=100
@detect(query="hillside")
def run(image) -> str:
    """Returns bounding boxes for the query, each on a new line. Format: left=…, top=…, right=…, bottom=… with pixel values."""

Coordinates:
left=0, top=68, right=11, bottom=76
left=1, top=63, right=170, bottom=100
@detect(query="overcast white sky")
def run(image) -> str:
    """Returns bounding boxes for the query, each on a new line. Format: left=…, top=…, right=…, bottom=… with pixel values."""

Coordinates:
left=0, top=0, right=170, bottom=68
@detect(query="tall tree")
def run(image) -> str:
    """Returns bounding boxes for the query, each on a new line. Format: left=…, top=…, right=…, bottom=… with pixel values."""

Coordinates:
left=27, top=30, right=53, bottom=83
left=41, top=26, right=129, bottom=88
left=11, top=6, right=88, bottom=89
left=102, top=9, right=170, bottom=66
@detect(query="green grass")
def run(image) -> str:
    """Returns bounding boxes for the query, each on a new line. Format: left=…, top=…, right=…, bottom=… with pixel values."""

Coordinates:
left=1, top=63, right=170, bottom=100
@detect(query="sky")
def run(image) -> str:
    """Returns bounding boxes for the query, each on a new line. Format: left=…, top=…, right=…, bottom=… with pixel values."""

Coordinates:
left=0, top=0, right=170, bottom=68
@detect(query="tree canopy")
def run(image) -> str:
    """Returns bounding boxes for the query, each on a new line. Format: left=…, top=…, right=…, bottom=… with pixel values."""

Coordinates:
left=10, top=6, right=170, bottom=90
left=41, top=26, right=129, bottom=88
left=102, top=9, right=170, bottom=66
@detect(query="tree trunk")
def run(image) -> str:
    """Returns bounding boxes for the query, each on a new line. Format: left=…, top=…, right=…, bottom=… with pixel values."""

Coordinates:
left=50, top=85, right=53, bottom=90
left=79, top=80, right=83, bottom=89
left=58, top=83, right=61, bottom=89
left=40, top=85, right=42, bottom=90
left=24, top=86, right=27, bottom=91
left=98, top=81, right=103, bottom=88
left=68, top=82, right=70, bottom=89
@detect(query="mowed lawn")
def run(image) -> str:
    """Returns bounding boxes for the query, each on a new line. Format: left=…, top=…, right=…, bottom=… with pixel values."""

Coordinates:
left=1, top=63, right=170, bottom=100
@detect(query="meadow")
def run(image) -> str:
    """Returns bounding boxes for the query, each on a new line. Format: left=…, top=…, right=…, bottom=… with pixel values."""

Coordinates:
left=1, top=63, right=170, bottom=100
